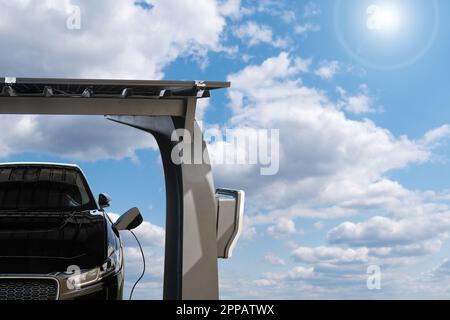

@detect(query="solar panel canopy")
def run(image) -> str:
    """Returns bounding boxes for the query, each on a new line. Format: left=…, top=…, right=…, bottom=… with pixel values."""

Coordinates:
left=0, top=77, right=230, bottom=99
left=0, top=76, right=234, bottom=300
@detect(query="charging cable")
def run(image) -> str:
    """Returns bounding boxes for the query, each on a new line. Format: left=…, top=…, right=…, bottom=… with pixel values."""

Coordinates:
left=129, top=230, right=146, bottom=300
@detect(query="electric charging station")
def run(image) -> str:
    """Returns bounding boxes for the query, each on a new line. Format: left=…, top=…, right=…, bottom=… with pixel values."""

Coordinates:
left=0, top=77, right=245, bottom=300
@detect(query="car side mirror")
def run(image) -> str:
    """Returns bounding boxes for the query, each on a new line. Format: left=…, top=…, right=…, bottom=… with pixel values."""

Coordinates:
left=114, top=207, right=143, bottom=231
left=98, top=193, right=112, bottom=209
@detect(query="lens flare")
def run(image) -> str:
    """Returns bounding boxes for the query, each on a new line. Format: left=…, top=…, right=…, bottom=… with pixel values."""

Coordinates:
left=335, top=0, right=440, bottom=70
left=366, top=4, right=402, bottom=32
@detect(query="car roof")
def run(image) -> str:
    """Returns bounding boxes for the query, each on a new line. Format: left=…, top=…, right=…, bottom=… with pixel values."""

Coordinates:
left=0, top=162, right=80, bottom=169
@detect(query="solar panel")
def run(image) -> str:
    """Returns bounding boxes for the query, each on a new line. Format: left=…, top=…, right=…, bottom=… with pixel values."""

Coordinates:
left=0, top=77, right=230, bottom=99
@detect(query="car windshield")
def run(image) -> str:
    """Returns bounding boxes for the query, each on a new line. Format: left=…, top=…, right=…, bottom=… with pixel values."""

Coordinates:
left=0, top=166, right=97, bottom=212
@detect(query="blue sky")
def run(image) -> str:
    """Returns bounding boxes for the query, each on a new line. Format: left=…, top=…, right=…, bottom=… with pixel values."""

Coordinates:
left=1, top=0, right=450, bottom=299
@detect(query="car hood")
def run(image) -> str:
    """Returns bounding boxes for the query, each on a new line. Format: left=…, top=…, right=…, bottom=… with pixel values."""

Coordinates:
left=0, top=211, right=106, bottom=274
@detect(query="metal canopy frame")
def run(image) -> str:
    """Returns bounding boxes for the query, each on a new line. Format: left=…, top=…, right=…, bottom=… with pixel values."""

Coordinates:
left=0, top=77, right=231, bottom=300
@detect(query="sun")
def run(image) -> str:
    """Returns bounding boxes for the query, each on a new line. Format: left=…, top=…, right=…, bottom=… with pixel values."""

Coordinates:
left=366, top=3, right=402, bottom=33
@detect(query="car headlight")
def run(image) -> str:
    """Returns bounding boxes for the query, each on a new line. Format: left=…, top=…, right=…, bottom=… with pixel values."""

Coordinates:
left=66, top=267, right=101, bottom=289
left=65, top=249, right=122, bottom=290
left=103, top=248, right=122, bottom=275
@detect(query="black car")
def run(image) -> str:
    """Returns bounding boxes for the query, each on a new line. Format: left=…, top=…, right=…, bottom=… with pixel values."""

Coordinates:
left=0, top=163, right=143, bottom=300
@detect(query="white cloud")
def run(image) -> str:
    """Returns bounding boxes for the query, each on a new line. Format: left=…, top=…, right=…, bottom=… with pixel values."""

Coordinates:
left=241, top=224, right=257, bottom=240
left=303, top=2, right=321, bottom=18
left=370, top=239, right=442, bottom=258
left=0, top=115, right=156, bottom=161
left=422, top=124, right=450, bottom=147
left=219, top=0, right=243, bottom=20
left=251, top=206, right=358, bottom=225
left=286, top=266, right=315, bottom=280
left=267, top=217, right=298, bottom=237
left=292, top=246, right=369, bottom=265
left=233, top=21, right=286, bottom=48
left=346, top=94, right=374, bottom=114
left=221, top=256, right=436, bottom=299
left=217, top=52, right=443, bottom=218
left=337, top=84, right=377, bottom=114
left=0, top=0, right=237, bottom=162
left=327, top=215, right=450, bottom=248
left=264, top=254, right=286, bottom=266
left=258, top=266, right=316, bottom=283
left=214, top=53, right=450, bottom=297
left=280, top=10, right=296, bottom=24
left=253, top=278, right=278, bottom=287
left=431, top=259, right=450, bottom=278
left=226, top=52, right=311, bottom=112
left=123, top=246, right=164, bottom=278
left=282, top=2, right=321, bottom=36
left=196, top=98, right=211, bottom=124
left=250, top=2, right=320, bottom=36
left=130, top=221, right=165, bottom=248
left=315, top=60, right=340, bottom=80
left=295, top=23, right=320, bottom=35
left=0, top=0, right=232, bottom=79
left=125, top=279, right=163, bottom=300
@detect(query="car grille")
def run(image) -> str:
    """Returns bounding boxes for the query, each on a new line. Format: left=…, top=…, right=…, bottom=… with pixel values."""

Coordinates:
left=0, top=278, right=59, bottom=300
